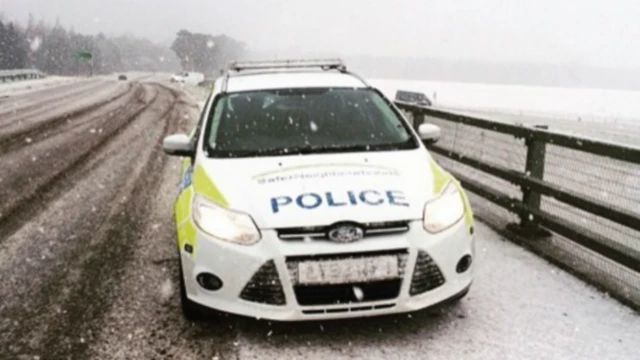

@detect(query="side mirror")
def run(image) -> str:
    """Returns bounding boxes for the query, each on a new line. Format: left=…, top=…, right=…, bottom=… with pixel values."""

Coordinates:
left=418, top=123, right=441, bottom=145
left=162, top=133, right=194, bottom=157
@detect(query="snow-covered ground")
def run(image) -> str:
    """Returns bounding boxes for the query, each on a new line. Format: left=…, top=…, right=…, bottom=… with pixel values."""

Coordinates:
left=370, top=78, right=640, bottom=124
left=149, top=74, right=640, bottom=144
left=0, top=72, right=169, bottom=99
left=0, top=76, right=82, bottom=98
left=1, top=75, right=635, bottom=359
left=8, top=73, right=639, bottom=129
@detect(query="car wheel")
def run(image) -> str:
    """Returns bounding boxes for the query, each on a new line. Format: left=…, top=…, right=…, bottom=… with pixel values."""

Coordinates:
left=178, top=255, right=205, bottom=321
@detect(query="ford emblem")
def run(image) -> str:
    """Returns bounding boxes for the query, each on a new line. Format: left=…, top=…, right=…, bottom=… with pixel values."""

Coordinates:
left=327, top=224, right=364, bottom=243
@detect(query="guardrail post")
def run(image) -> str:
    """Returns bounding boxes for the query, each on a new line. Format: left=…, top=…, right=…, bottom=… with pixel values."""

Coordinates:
left=409, top=110, right=423, bottom=132
left=517, top=125, right=552, bottom=237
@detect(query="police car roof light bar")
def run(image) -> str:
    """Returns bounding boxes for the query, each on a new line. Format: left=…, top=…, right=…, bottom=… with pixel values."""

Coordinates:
left=221, top=58, right=369, bottom=93
left=229, top=59, right=346, bottom=72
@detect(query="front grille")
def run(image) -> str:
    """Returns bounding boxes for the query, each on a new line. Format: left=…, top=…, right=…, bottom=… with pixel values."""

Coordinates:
left=301, top=303, right=395, bottom=315
left=294, top=279, right=402, bottom=306
left=409, top=251, right=445, bottom=295
left=286, top=249, right=409, bottom=306
left=239, top=260, right=286, bottom=305
left=277, top=221, right=410, bottom=241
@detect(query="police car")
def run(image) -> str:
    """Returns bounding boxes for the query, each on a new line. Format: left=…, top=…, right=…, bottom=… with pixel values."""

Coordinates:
left=162, top=59, right=475, bottom=321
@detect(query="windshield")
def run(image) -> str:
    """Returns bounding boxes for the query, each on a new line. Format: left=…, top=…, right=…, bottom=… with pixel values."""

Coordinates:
left=204, top=87, right=418, bottom=158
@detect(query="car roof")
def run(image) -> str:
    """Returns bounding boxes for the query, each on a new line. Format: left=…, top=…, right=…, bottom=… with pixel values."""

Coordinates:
left=220, top=71, right=367, bottom=93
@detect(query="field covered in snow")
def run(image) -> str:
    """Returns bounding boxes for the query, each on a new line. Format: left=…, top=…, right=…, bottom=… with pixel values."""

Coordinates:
left=5, top=74, right=640, bottom=124
left=4, top=74, right=638, bottom=144
left=370, top=78, right=640, bottom=125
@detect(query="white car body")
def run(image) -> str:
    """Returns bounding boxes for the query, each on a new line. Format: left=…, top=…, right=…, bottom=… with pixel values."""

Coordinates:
left=168, top=65, right=475, bottom=321
left=171, top=71, right=205, bottom=85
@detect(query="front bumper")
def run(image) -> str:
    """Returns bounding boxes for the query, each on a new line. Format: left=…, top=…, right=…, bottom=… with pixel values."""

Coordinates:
left=180, top=219, right=474, bottom=321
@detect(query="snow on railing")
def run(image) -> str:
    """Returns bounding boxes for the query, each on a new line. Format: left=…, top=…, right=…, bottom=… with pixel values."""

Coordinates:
left=0, top=69, right=46, bottom=83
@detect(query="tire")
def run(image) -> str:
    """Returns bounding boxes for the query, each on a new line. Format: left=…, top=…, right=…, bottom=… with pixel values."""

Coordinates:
left=178, top=255, right=204, bottom=321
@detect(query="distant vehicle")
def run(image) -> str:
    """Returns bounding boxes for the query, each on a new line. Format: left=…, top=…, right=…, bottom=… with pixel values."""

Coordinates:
left=396, top=90, right=432, bottom=106
left=170, top=72, right=183, bottom=82
left=162, top=59, right=474, bottom=321
left=118, top=74, right=128, bottom=81
left=197, top=78, right=215, bottom=89
left=171, top=71, right=205, bottom=85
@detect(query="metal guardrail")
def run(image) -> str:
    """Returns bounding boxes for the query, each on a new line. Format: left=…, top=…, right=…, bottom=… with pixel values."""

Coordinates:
left=0, top=69, right=46, bottom=83
left=395, top=101, right=640, bottom=273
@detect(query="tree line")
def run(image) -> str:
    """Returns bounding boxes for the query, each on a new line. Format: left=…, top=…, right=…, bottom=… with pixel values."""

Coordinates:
left=0, top=14, right=248, bottom=77
left=171, top=30, right=246, bottom=76
left=0, top=14, right=180, bottom=75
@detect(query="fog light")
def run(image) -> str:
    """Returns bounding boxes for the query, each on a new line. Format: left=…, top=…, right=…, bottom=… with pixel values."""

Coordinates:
left=196, top=273, right=223, bottom=291
left=456, top=255, right=472, bottom=273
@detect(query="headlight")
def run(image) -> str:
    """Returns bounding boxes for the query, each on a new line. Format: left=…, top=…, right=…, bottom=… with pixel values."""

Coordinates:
left=423, top=181, right=465, bottom=233
left=192, top=195, right=261, bottom=245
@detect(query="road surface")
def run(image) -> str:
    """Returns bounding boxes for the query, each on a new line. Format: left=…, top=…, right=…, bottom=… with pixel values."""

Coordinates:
left=0, top=77, right=638, bottom=360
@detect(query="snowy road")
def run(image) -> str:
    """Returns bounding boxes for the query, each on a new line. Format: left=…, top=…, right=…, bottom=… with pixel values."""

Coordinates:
left=0, top=79, right=637, bottom=360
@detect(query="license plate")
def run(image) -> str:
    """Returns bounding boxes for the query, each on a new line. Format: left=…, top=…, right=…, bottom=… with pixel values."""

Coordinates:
left=297, top=256, right=399, bottom=285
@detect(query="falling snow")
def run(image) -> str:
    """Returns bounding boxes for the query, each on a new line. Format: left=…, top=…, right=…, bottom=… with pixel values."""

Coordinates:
left=353, top=286, right=364, bottom=301
left=29, top=37, right=42, bottom=52
left=160, top=278, right=173, bottom=301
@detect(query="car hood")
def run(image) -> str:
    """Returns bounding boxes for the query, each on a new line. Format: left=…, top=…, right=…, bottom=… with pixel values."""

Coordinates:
left=198, top=150, right=438, bottom=229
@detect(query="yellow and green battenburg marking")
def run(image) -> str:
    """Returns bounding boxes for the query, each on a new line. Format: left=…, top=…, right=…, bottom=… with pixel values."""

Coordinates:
left=192, top=165, right=227, bottom=205
left=429, top=158, right=474, bottom=229
left=174, top=164, right=228, bottom=255
left=175, top=159, right=473, bottom=253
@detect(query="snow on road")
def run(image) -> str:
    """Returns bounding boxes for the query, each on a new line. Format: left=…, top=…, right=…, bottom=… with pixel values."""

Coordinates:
left=233, top=223, right=639, bottom=360
left=0, top=75, right=81, bottom=98
left=0, top=72, right=166, bottom=99
left=0, top=76, right=637, bottom=360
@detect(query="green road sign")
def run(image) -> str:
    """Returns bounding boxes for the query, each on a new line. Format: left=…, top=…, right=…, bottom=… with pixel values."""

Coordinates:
left=73, top=50, right=93, bottom=60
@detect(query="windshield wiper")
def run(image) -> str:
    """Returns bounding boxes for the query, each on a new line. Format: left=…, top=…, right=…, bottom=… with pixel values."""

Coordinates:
left=208, top=140, right=416, bottom=158
left=305, top=141, right=415, bottom=153
left=209, top=146, right=305, bottom=158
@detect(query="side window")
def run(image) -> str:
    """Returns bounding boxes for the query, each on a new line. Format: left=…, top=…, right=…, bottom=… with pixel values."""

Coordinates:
left=190, top=94, right=214, bottom=155
left=206, top=95, right=228, bottom=150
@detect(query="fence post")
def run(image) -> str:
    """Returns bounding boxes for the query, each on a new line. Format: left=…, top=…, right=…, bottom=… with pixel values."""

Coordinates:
left=410, top=110, right=423, bottom=132
left=406, top=110, right=416, bottom=131
left=517, top=125, right=552, bottom=237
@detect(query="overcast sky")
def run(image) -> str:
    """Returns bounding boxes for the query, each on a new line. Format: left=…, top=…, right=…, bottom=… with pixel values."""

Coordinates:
left=1, top=0, right=639, bottom=68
